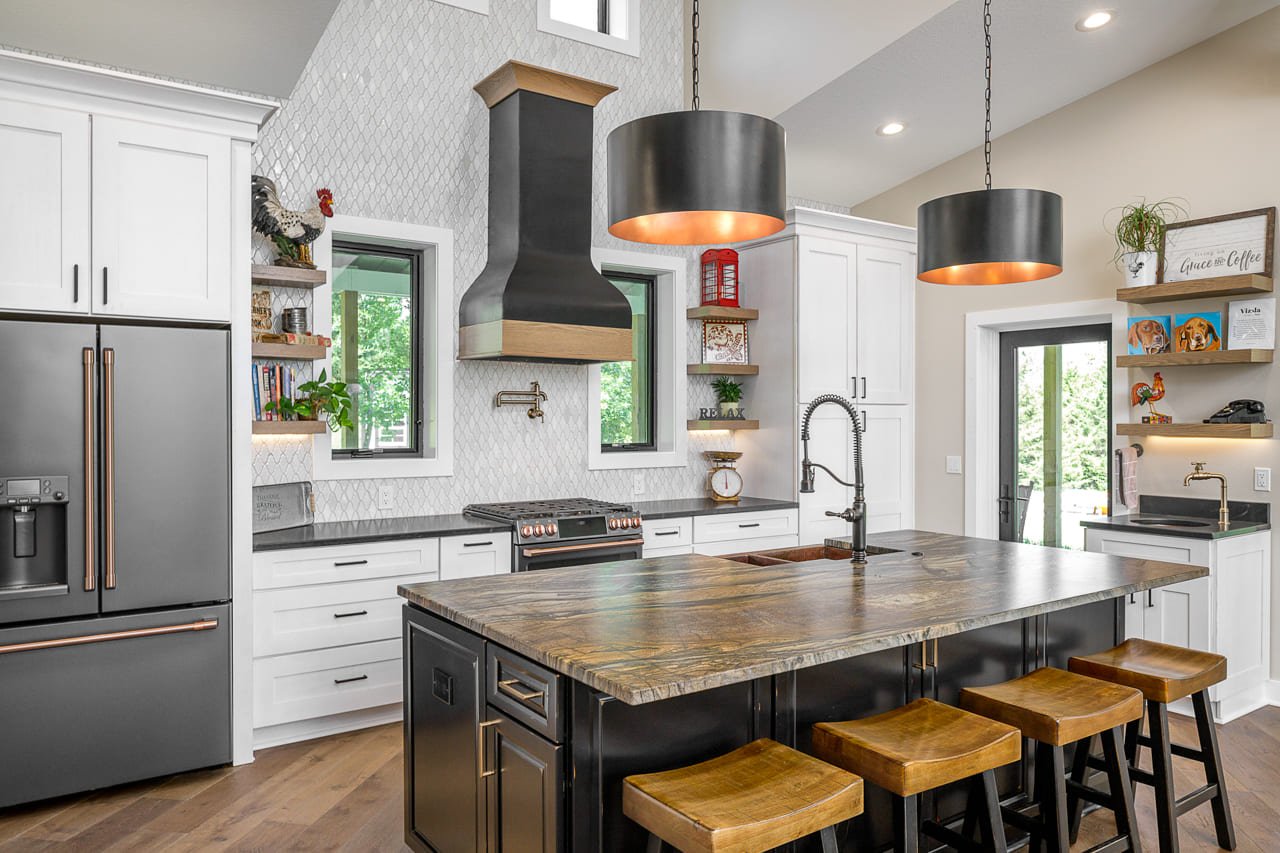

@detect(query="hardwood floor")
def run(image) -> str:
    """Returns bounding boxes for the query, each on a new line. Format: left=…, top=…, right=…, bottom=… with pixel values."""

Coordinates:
left=1, top=706, right=1277, bottom=851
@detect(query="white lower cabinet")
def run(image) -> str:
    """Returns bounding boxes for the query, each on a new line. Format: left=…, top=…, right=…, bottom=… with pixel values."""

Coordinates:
left=252, top=640, right=404, bottom=730
left=439, top=532, right=512, bottom=579
left=688, top=509, right=800, bottom=556
left=1084, top=527, right=1270, bottom=721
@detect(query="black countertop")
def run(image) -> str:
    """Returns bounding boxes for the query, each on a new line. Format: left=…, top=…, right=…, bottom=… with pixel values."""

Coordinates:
left=253, top=497, right=798, bottom=551
left=1079, top=494, right=1270, bottom=540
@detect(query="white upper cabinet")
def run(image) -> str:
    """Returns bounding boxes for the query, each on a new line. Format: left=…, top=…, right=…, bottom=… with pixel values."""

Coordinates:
left=91, top=117, right=231, bottom=322
left=861, top=405, right=913, bottom=532
left=796, top=237, right=857, bottom=403
left=0, top=100, right=90, bottom=314
left=856, top=246, right=913, bottom=405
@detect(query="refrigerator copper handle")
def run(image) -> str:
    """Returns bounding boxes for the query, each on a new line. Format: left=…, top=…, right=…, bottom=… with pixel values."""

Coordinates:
left=82, top=348, right=95, bottom=593
left=102, top=348, right=116, bottom=590
left=0, top=618, right=218, bottom=655
left=478, top=719, right=501, bottom=779
left=521, top=538, right=644, bottom=557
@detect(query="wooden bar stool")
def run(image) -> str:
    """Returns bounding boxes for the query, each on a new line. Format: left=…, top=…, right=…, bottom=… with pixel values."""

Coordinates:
left=1070, top=639, right=1235, bottom=853
left=960, top=667, right=1144, bottom=853
left=812, top=698, right=1021, bottom=853
left=622, top=738, right=864, bottom=853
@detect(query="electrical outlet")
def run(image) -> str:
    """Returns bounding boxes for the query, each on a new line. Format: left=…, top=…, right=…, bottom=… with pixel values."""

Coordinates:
left=377, top=483, right=395, bottom=510
left=1255, top=467, right=1271, bottom=492
left=945, top=455, right=963, bottom=475
left=632, top=472, right=646, bottom=496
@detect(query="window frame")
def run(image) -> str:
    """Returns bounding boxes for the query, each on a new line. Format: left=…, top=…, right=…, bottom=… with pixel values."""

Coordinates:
left=600, top=271, right=657, bottom=453
left=588, top=248, right=687, bottom=471
left=329, top=238, right=424, bottom=459
left=312, top=215, right=455, bottom=480
left=537, top=0, right=637, bottom=57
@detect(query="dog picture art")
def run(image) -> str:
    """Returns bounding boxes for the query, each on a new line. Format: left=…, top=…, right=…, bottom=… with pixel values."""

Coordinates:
left=1173, top=311, right=1223, bottom=353
left=1126, top=315, right=1171, bottom=355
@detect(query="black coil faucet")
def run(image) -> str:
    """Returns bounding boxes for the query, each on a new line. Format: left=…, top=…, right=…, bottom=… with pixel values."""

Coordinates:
left=799, top=394, right=866, bottom=563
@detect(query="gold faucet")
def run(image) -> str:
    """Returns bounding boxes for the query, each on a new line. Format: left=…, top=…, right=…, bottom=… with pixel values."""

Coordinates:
left=1184, top=462, right=1230, bottom=530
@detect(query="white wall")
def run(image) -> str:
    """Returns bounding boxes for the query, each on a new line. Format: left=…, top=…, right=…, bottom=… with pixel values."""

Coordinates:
left=853, top=10, right=1280, bottom=672
left=250, top=0, right=736, bottom=520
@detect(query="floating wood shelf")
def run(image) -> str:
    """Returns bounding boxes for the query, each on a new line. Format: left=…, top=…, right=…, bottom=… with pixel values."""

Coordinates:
left=1116, top=349, right=1273, bottom=368
left=1116, top=273, right=1272, bottom=305
left=686, top=306, right=759, bottom=321
left=1116, top=422, right=1273, bottom=439
left=252, top=420, right=327, bottom=436
left=251, top=265, right=328, bottom=288
left=687, top=419, right=760, bottom=431
left=687, top=363, right=759, bottom=375
left=252, top=342, right=329, bottom=360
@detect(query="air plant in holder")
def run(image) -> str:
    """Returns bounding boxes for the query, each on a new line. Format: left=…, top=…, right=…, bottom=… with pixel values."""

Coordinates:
left=712, top=377, right=743, bottom=417
left=1111, top=199, right=1186, bottom=287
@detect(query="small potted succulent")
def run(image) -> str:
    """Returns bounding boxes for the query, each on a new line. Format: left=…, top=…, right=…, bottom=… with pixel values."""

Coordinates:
left=712, top=376, right=743, bottom=417
left=1110, top=198, right=1186, bottom=287
left=265, top=369, right=356, bottom=434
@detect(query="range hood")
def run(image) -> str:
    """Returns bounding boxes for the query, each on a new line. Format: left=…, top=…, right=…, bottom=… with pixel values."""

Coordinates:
left=459, top=61, right=633, bottom=364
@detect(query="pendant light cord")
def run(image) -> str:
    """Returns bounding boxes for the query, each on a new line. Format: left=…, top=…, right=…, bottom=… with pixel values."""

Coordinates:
left=691, top=0, right=701, bottom=110
left=983, top=0, right=993, bottom=190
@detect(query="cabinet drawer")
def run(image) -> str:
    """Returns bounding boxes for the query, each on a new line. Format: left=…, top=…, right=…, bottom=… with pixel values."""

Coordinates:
left=253, top=640, right=402, bottom=728
left=645, top=544, right=695, bottom=559
left=254, top=574, right=436, bottom=657
left=440, top=532, right=512, bottom=580
left=693, top=509, right=798, bottom=544
left=486, top=644, right=563, bottom=742
left=642, top=516, right=692, bottom=549
left=253, top=538, right=440, bottom=590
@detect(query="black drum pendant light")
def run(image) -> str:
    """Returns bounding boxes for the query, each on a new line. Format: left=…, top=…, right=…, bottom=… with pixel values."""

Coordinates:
left=607, top=0, right=786, bottom=245
left=917, top=0, right=1062, bottom=285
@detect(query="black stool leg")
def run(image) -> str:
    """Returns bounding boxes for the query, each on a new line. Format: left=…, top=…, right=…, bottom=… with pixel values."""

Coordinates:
left=818, top=824, right=839, bottom=853
left=1101, top=725, right=1142, bottom=853
left=1192, top=690, right=1237, bottom=851
left=974, top=769, right=1009, bottom=853
left=1124, top=716, right=1143, bottom=785
left=893, top=793, right=920, bottom=853
left=1066, top=733, right=1094, bottom=843
left=645, top=832, right=665, bottom=853
left=1148, top=700, right=1180, bottom=853
left=1036, top=742, right=1070, bottom=853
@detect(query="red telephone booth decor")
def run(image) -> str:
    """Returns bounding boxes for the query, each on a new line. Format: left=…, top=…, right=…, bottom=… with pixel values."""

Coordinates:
left=701, top=249, right=740, bottom=307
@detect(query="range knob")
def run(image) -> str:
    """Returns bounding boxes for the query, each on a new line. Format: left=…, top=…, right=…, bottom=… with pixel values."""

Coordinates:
left=534, top=523, right=545, bottom=537
left=632, top=517, right=642, bottom=528
left=609, top=518, right=619, bottom=530
left=547, top=523, right=558, bottom=536
left=521, top=525, right=534, bottom=538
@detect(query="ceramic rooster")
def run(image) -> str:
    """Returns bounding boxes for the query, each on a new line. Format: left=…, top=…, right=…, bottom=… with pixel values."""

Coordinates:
left=1131, top=372, right=1168, bottom=420
left=252, top=176, right=334, bottom=268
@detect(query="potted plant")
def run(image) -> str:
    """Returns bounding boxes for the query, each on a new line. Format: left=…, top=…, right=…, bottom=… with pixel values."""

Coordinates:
left=1110, top=198, right=1186, bottom=287
left=265, top=369, right=356, bottom=434
left=712, top=376, right=743, bottom=417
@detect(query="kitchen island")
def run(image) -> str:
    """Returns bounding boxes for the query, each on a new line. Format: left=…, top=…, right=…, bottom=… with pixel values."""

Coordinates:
left=398, top=529, right=1205, bottom=852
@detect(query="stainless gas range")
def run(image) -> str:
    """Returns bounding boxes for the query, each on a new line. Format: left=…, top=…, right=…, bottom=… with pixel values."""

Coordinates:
left=463, top=499, right=644, bottom=572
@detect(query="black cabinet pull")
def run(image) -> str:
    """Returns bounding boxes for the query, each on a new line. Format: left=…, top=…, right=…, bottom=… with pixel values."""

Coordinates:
left=102, top=267, right=108, bottom=304
left=73, top=264, right=79, bottom=303
left=334, top=559, right=369, bottom=567
left=1147, top=589, right=1154, bottom=608
left=462, top=541, right=494, bottom=548
left=654, top=530, right=679, bottom=537
left=334, top=674, right=368, bottom=685
left=738, top=522, right=761, bottom=529
left=333, top=610, right=368, bottom=619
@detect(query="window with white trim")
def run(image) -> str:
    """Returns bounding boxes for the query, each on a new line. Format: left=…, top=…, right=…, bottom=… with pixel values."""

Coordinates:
left=538, top=0, right=636, bottom=56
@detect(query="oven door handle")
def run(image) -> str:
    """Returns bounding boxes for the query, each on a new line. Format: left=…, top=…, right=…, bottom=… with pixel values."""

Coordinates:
left=522, top=538, right=645, bottom=558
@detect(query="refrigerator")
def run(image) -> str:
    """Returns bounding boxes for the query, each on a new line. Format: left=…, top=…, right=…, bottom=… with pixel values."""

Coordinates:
left=0, top=320, right=231, bottom=808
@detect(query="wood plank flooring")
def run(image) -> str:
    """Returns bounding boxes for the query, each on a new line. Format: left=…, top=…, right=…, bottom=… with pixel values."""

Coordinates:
left=1, top=706, right=1277, bottom=851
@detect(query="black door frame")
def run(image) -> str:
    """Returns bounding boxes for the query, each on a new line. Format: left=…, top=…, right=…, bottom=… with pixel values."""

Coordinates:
left=998, top=324, right=1112, bottom=544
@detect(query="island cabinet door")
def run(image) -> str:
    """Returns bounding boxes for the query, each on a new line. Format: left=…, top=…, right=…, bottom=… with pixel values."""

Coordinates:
left=403, top=607, right=486, bottom=853
left=485, top=709, right=564, bottom=853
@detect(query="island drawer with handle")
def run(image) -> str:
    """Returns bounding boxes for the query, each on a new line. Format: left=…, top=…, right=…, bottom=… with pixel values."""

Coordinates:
left=253, top=638, right=403, bottom=728
left=253, top=538, right=440, bottom=590
left=486, top=644, right=564, bottom=741
left=439, top=532, right=512, bottom=580
left=693, top=508, right=798, bottom=545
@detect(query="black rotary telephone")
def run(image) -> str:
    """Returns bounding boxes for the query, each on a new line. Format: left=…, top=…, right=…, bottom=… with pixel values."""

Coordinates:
left=1204, top=399, right=1266, bottom=424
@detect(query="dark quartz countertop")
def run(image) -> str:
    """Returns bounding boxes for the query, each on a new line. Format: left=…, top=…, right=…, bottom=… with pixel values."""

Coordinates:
left=1079, top=494, right=1270, bottom=540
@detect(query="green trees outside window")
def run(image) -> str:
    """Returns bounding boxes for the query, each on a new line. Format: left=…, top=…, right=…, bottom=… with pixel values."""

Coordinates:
left=600, top=273, right=655, bottom=450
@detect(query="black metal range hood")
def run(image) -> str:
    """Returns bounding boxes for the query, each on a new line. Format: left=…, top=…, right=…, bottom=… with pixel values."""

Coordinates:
left=459, top=61, right=633, bottom=364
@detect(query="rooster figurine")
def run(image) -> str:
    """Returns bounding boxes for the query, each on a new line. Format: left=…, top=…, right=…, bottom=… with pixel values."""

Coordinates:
left=251, top=176, right=334, bottom=268
left=1131, top=372, right=1168, bottom=421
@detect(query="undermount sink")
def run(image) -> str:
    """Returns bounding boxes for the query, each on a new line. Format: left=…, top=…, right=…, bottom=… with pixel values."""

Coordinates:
left=723, top=544, right=903, bottom=565
left=1128, top=518, right=1214, bottom=528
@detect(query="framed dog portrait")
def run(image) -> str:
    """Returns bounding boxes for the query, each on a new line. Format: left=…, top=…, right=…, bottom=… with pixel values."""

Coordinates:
left=1126, top=315, right=1171, bottom=355
left=1173, top=311, right=1223, bottom=353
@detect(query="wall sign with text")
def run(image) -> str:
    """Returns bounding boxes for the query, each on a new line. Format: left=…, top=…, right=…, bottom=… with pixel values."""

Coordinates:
left=1159, top=206, right=1275, bottom=283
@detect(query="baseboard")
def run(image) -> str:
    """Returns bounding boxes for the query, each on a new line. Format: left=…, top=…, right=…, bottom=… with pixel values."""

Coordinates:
left=1214, top=685, right=1274, bottom=724
left=252, top=703, right=403, bottom=751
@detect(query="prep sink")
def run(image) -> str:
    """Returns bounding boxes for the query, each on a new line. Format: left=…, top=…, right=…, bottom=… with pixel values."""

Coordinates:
left=723, top=544, right=902, bottom=565
left=1127, top=518, right=1214, bottom=528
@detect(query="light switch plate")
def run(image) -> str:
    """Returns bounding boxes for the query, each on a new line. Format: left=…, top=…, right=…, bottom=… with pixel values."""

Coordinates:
left=946, top=455, right=963, bottom=475
left=1255, top=467, right=1271, bottom=492
left=377, top=483, right=396, bottom=510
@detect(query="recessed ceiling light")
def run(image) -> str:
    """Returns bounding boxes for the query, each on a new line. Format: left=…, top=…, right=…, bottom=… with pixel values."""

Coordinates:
left=877, top=121, right=906, bottom=137
left=1076, top=10, right=1113, bottom=31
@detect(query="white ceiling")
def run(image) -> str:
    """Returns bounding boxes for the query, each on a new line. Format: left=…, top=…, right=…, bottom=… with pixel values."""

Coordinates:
left=695, top=0, right=1280, bottom=206
left=0, top=0, right=339, bottom=97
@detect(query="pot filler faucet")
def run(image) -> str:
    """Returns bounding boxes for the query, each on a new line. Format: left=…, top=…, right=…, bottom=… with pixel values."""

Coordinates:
left=800, top=394, right=867, bottom=563
left=1184, top=461, right=1230, bottom=530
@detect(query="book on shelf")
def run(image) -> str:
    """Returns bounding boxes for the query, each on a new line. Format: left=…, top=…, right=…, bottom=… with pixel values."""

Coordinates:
left=252, top=364, right=304, bottom=422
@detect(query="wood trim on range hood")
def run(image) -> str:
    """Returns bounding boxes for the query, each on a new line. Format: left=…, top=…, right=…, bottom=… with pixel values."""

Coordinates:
left=459, top=61, right=633, bottom=364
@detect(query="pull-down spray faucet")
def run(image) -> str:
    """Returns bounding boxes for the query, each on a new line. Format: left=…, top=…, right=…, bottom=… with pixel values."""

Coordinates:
left=799, top=394, right=866, bottom=563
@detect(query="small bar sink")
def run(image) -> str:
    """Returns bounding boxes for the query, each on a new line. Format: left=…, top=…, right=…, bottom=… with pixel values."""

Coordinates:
left=722, top=544, right=902, bottom=565
left=1128, top=518, right=1214, bottom=528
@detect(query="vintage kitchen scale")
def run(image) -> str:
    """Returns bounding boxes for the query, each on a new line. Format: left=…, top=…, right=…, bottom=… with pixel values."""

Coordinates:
left=703, top=450, right=744, bottom=502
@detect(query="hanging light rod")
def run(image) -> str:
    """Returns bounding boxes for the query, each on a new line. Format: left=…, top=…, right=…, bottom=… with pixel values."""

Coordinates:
left=916, top=0, right=1062, bottom=285
left=607, top=0, right=786, bottom=246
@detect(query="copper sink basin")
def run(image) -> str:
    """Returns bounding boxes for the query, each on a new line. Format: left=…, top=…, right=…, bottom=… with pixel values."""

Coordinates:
left=722, top=544, right=902, bottom=565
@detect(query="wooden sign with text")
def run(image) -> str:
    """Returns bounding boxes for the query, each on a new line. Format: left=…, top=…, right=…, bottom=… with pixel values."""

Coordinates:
left=1159, top=207, right=1275, bottom=283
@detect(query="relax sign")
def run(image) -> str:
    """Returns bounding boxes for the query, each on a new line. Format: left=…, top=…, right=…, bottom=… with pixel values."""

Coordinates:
left=1160, top=207, right=1275, bottom=283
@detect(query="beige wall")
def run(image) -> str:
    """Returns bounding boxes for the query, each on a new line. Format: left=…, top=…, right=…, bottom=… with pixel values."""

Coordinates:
left=854, top=10, right=1280, bottom=670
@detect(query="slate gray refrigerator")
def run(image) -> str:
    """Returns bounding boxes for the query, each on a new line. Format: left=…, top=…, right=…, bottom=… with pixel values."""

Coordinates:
left=0, top=319, right=231, bottom=807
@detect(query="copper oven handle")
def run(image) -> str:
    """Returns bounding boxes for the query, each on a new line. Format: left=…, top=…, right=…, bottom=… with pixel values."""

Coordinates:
left=478, top=719, right=500, bottom=779
left=498, top=678, right=545, bottom=702
left=82, top=349, right=95, bottom=592
left=102, top=348, right=116, bottom=590
left=522, top=538, right=644, bottom=558
left=0, top=618, right=218, bottom=655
